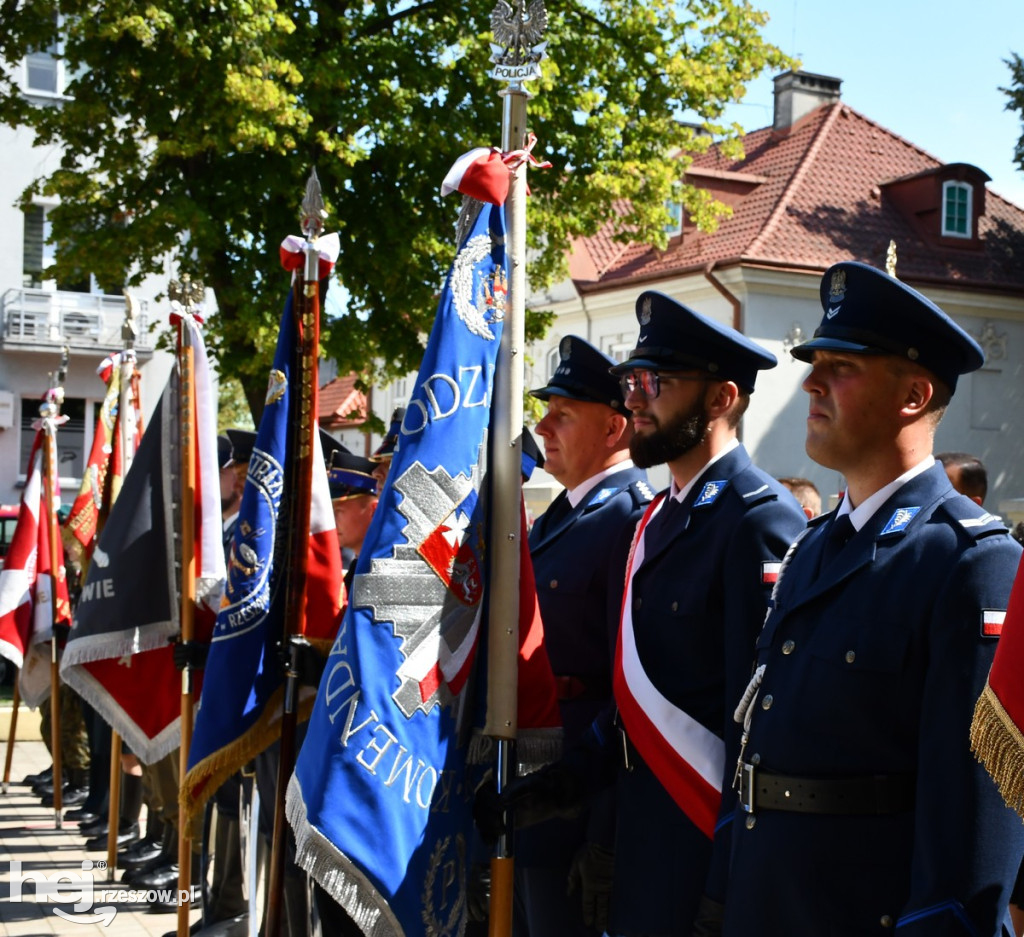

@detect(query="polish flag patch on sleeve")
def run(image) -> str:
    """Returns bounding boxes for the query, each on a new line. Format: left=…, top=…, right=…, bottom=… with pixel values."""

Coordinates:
left=981, top=609, right=1006, bottom=638
left=762, top=562, right=782, bottom=585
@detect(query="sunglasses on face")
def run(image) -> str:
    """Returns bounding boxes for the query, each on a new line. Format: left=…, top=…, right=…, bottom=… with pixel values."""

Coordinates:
left=618, top=369, right=707, bottom=399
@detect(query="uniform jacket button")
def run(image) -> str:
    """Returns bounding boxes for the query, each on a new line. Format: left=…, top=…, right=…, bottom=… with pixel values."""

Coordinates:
left=880, top=915, right=894, bottom=928
left=845, top=650, right=856, bottom=663
left=670, top=601, right=678, bottom=611
left=550, top=579, right=558, bottom=589
left=782, top=639, right=795, bottom=655
left=745, top=815, right=756, bottom=829
left=761, top=694, right=773, bottom=710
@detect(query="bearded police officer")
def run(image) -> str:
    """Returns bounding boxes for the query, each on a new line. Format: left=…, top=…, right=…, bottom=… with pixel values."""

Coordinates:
left=604, top=294, right=806, bottom=935
left=514, top=335, right=653, bottom=937
left=725, top=262, right=1024, bottom=936
left=484, top=299, right=806, bottom=936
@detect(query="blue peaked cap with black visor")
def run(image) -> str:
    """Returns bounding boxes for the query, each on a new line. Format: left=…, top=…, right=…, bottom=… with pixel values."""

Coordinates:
left=791, top=261, right=984, bottom=393
left=530, top=334, right=629, bottom=415
left=610, top=290, right=777, bottom=393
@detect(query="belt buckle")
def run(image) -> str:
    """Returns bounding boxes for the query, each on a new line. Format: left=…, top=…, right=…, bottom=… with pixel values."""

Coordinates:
left=739, top=762, right=755, bottom=813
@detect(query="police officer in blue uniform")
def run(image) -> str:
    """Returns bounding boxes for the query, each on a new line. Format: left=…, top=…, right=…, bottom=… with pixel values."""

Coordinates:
left=514, top=335, right=653, bottom=937
left=725, top=262, right=1024, bottom=937
left=604, top=294, right=805, bottom=936
left=484, top=301, right=806, bottom=937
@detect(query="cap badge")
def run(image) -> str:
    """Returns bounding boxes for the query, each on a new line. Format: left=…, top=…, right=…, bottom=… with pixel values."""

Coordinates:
left=827, top=269, right=847, bottom=319
left=560, top=337, right=572, bottom=361
left=639, top=295, right=653, bottom=326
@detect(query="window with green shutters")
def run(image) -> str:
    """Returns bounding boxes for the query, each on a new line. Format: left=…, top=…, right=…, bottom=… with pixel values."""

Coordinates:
left=942, top=181, right=971, bottom=238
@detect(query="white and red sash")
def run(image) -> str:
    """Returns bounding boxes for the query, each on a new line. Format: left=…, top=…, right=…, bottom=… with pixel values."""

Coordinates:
left=613, top=494, right=725, bottom=839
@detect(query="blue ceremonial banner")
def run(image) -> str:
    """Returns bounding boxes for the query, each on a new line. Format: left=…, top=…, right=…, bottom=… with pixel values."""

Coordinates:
left=184, top=285, right=343, bottom=812
left=287, top=200, right=508, bottom=934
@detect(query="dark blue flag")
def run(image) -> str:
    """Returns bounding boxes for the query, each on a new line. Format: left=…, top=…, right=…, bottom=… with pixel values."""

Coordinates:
left=287, top=201, right=507, bottom=933
left=184, top=282, right=344, bottom=812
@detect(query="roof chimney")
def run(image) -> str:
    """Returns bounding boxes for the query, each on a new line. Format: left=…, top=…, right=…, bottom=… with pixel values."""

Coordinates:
left=773, top=71, right=842, bottom=131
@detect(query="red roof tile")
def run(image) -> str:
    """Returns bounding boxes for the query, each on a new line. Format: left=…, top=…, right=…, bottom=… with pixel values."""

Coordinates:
left=573, top=103, right=1024, bottom=294
left=319, top=373, right=367, bottom=428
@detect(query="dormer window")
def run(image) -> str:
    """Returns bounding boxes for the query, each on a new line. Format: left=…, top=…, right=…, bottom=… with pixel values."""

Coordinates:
left=665, top=200, right=683, bottom=238
left=942, top=180, right=972, bottom=238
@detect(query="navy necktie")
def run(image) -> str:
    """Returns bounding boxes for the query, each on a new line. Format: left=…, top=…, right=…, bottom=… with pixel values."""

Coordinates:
left=643, top=495, right=683, bottom=557
left=542, top=492, right=573, bottom=532
left=819, top=514, right=855, bottom=570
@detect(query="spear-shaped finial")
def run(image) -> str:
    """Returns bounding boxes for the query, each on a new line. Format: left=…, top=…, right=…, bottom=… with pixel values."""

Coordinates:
left=51, top=345, right=70, bottom=393
left=300, top=168, right=325, bottom=243
left=122, top=291, right=140, bottom=350
left=886, top=239, right=898, bottom=278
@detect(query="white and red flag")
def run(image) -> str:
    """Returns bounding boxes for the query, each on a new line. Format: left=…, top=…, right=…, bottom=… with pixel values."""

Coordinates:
left=60, top=313, right=226, bottom=763
left=0, top=396, right=72, bottom=708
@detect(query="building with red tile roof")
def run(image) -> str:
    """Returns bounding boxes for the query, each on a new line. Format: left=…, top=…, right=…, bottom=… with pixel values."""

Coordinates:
left=526, top=71, right=1024, bottom=513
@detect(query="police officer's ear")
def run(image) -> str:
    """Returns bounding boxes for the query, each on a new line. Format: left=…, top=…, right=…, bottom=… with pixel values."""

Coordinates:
left=604, top=410, right=630, bottom=448
left=705, top=379, right=739, bottom=420
left=899, top=372, right=935, bottom=419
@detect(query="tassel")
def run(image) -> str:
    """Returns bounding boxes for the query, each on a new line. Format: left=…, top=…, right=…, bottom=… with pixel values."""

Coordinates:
left=970, top=681, right=1024, bottom=820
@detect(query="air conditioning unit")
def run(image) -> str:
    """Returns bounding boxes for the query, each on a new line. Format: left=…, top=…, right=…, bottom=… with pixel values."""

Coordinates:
left=0, top=390, right=14, bottom=430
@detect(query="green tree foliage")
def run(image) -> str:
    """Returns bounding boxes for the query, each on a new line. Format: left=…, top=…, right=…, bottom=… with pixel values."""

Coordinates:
left=0, top=1, right=791, bottom=419
left=1005, top=53, right=1024, bottom=170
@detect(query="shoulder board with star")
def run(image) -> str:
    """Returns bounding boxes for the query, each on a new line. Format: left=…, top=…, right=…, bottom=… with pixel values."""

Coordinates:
left=938, top=497, right=1010, bottom=541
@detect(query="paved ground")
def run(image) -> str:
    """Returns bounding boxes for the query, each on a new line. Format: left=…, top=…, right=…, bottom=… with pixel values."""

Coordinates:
left=0, top=740, right=204, bottom=937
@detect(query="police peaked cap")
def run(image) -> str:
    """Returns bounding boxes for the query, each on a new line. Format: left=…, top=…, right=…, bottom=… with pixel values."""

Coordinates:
left=328, top=449, right=378, bottom=501
left=225, top=429, right=257, bottom=467
left=319, top=429, right=351, bottom=468
left=217, top=434, right=232, bottom=470
left=530, top=335, right=629, bottom=415
left=370, top=407, right=406, bottom=463
left=791, top=261, right=984, bottom=392
left=610, top=291, right=777, bottom=393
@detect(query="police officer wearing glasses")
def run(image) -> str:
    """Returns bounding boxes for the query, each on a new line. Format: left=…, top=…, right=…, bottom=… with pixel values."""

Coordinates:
left=485, top=294, right=805, bottom=937
left=724, top=262, right=1024, bottom=937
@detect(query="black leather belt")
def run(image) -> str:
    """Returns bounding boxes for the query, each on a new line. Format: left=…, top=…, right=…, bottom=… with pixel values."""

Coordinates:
left=738, top=763, right=915, bottom=815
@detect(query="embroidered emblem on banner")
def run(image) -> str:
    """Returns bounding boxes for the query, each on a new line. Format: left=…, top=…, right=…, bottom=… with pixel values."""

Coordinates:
left=357, top=459, right=485, bottom=719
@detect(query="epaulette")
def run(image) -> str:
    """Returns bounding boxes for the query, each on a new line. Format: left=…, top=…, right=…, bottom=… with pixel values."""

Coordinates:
left=807, top=511, right=831, bottom=530
left=733, top=466, right=783, bottom=508
left=938, top=496, right=1009, bottom=541
left=632, top=478, right=655, bottom=504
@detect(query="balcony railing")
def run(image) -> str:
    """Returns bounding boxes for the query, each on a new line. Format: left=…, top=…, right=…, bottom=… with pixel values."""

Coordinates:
left=0, top=287, right=152, bottom=351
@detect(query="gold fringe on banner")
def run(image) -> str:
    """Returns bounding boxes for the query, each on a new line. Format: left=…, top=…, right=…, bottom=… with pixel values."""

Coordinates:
left=970, top=681, right=1024, bottom=820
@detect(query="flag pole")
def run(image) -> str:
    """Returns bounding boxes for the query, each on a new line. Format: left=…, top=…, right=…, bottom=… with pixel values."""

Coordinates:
left=265, top=169, right=323, bottom=937
left=171, top=274, right=203, bottom=937
left=484, top=4, right=547, bottom=934
left=2, top=677, right=21, bottom=794
left=42, top=347, right=70, bottom=829
left=106, top=295, right=141, bottom=880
